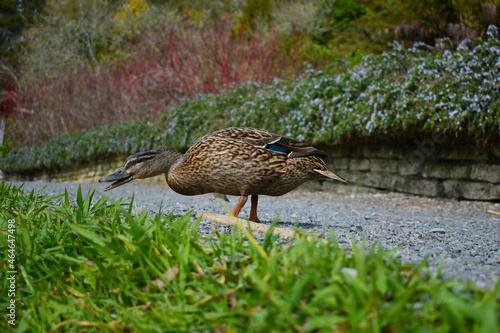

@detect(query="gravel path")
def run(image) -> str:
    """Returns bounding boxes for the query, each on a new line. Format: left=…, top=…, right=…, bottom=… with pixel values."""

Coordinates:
left=8, top=181, right=500, bottom=289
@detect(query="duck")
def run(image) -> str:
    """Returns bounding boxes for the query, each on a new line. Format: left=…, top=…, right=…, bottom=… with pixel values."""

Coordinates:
left=99, top=127, right=346, bottom=222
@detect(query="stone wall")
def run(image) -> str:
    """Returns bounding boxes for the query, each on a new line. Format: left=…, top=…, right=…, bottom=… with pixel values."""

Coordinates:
left=320, top=144, right=500, bottom=200
left=2, top=144, right=499, bottom=200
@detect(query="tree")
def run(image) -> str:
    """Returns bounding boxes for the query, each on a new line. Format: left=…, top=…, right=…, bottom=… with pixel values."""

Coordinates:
left=0, top=0, right=45, bottom=62
left=20, top=0, right=116, bottom=76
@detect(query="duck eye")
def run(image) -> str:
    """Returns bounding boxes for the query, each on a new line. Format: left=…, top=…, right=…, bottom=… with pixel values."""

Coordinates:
left=136, top=158, right=142, bottom=163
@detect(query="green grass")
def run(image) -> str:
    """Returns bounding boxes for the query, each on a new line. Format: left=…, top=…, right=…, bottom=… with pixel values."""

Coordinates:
left=0, top=182, right=499, bottom=332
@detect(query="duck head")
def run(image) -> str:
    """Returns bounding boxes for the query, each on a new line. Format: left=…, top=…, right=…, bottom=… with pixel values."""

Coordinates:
left=99, top=149, right=183, bottom=191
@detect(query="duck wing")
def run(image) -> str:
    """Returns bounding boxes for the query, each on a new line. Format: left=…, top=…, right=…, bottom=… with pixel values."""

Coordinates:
left=212, top=127, right=328, bottom=159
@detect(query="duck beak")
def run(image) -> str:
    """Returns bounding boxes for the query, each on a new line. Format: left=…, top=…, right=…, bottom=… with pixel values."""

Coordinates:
left=99, top=167, right=134, bottom=191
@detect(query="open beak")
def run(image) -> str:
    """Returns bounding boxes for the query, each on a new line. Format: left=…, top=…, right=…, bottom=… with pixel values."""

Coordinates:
left=99, top=167, right=134, bottom=191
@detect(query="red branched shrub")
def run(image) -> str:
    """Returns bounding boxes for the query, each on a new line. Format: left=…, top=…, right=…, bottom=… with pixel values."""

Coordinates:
left=7, top=17, right=305, bottom=146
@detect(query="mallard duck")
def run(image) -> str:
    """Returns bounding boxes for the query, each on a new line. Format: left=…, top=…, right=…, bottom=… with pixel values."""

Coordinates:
left=99, top=127, right=346, bottom=222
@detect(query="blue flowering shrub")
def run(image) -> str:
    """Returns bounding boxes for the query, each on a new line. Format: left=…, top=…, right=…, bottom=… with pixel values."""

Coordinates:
left=1, top=26, right=499, bottom=173
left=164, top=25, right=500, bottom=146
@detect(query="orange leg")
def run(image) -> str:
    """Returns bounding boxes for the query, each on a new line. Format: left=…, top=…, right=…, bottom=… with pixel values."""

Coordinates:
left=249, top=195, right=261, bottom=222
left=231, top=195, right=248, bottom=218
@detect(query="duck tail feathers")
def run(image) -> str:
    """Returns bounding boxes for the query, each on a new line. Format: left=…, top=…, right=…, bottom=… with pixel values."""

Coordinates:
left=314, top=169, right=347, bottom=183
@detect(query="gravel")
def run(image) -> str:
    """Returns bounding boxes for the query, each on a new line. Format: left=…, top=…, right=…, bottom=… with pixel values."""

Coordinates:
left=8, top=181, right=500, bottom=289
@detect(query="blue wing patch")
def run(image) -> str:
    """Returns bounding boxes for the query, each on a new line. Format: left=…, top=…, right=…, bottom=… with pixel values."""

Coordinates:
left=266, top=144, right=290, bottom=154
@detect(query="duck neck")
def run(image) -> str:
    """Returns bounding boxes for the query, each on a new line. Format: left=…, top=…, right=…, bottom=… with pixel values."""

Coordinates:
left=155, top=149, right=184, bottom=176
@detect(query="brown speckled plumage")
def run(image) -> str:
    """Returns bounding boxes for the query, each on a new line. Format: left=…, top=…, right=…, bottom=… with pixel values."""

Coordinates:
left=99, top=127, right=346, bottom=222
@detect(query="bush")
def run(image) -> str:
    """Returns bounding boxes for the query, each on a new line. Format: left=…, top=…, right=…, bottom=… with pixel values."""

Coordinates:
left=0, top=143, right=13, bottom=158
left=0, top=118, right=158, bottom=173
left=7, top=16, right=308, bottom=147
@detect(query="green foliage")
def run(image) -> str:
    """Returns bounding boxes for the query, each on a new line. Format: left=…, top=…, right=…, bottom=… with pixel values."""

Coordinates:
left=1, top=182, right=499, bottom=332
left=114, top=0, right=149, bottom=40
left=19, top=0, right=162, bottom=76
left=167, top=0, right=240, bottom=20
left=11, top=0, right=498, bottom=153
left=1, top=28, right=500, bottom=173
left=274, top=0, right=378, bottom=57
left=398, top=0, right=488, bottom=33
left=313, top=0, right=367, bottom=43
left=0, top=143, right=13, bottom=158
left=358, top=0, right=500, bottom=43
left=271, top=0, right=373, bottom=66
left=0, top=0, right=45, bottom=63
left=0, top=0, right=23, bottom=62
left=0, top=118, right=158, bottom=172
left=243, top=0, right=272, bottom=27
left=232, top=0, right=272, bottom=34
left=20, top=0, right=114, bottom=76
